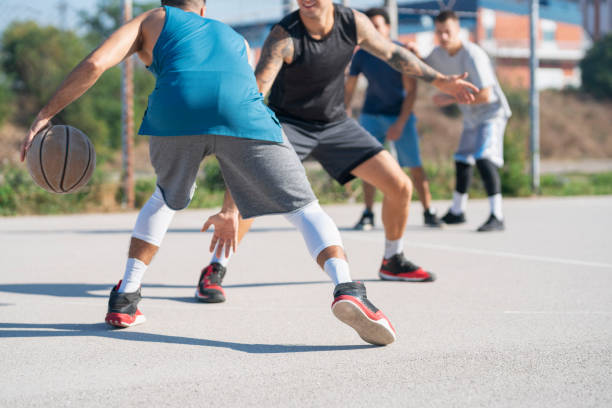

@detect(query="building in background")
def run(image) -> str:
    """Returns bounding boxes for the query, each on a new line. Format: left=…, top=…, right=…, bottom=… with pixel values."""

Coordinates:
left=581, top=0, right=612, bottom=39
left=235, top=0, right=591, bottom=90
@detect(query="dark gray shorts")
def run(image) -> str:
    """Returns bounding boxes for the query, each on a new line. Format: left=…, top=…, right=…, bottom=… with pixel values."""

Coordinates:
left=279, top=116, right=384, bottom=185
left=149, top=134, right=316, bottom=218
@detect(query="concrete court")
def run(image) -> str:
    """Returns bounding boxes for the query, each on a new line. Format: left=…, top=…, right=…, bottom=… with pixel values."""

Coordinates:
left=1, top=196, right=611, bottom=407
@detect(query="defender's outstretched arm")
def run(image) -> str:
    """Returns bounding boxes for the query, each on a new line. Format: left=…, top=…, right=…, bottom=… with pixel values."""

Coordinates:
left=353, top=10, right=479, bottom=104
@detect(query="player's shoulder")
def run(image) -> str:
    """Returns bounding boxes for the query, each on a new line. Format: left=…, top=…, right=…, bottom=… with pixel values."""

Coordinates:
left=425, top=46, right=445, bottom=61
left=462, top=41, right=490, bottom=61
left=141, top=7, right=166, bottom=25
left=278, top=9, right=302, bottom=32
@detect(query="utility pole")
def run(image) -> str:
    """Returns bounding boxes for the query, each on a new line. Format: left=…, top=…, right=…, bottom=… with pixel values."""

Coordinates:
left=529, top=0, right=540, bottom=194
left=121, top=0, right=135, bottom=208
left=594, top=0, right=601, bottom=40
left=385, top=0, right=399, bottom=40
left=57, top=0, right=68, bottom=30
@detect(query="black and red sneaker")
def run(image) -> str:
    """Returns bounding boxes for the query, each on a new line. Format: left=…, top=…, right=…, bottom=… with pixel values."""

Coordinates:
left=331, top=281, right=396, bottom=346
left=379, top=253, right=435, bottom=282
left=195, top=263, right=226, bottom=303
left=105, top=281, right=146, bottom=328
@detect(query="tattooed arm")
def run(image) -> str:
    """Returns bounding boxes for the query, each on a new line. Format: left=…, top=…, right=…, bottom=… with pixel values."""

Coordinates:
left=254, top=25, right=294, bottom=96
left=353, top=10, right=478, bottom=103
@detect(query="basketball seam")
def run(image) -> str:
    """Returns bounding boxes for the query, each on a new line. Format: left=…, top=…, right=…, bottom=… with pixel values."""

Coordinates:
left=59, top=126, right=70, bottom=193
left=39, top=127, right=59, bottom=193
left=66, top=133, right=93, bottom=192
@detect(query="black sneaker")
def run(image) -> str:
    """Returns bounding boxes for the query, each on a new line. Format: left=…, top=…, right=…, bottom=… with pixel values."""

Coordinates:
left=195, top=262, right=227, bottom=303
left=379, top=253, right=435, bottom=282
left=424, top=208, right=442, bottom=228
left=477, top=214, right=505, bottom=232
left=331, top=282, right=396, bottom=346
left=353, top=209, right=374, bottom=231
left=105, top=281, right=146, bottom=328
left=441, top=210, right=466, bottom=225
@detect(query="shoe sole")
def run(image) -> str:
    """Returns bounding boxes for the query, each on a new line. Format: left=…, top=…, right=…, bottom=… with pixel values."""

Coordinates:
left=105, top=313, right=146, bottom=328
left=477, top=226, right=505, bottom=232
left=354, top=224, right=373, bottom=231
left=378, top=271, right=436, bottom=282
left=194, top=289, right=226, bottom=303
left=332, top=300, right=396, bottom=346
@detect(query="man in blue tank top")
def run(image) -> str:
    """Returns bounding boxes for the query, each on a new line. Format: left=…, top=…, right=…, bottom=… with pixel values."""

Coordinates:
left=345, top=8, right=441, bottom=230
left=20, top=0, right=397, bottom=346
left=214, top=0, right=479, bottom=285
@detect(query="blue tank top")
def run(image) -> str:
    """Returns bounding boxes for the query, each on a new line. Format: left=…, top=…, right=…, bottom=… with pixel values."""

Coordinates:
left=349, top=41, right=406, bottom=116
left=138, top=6, right=282, bottom=142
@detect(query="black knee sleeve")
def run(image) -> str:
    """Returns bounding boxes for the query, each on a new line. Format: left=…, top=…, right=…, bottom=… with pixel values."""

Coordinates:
left=476, top=159, right=501, bottom=196
left=455, top=161, right=473, bottom=194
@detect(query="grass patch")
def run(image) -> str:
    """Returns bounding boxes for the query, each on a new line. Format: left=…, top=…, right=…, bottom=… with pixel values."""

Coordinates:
left=2, top=162, right=612, bottom=216
left=540, top=172, right=612, bottom=196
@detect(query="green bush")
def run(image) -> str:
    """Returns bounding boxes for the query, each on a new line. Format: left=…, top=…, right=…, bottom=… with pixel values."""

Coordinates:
left=580, top=33, right=612, bottom=99
left=0, top=164, right=105, bottom=216
left=0, top=75, right=13, bottom=126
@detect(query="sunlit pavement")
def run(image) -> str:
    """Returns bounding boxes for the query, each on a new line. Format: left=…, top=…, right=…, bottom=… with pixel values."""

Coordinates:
left=1, top=196, right=611, bottom=407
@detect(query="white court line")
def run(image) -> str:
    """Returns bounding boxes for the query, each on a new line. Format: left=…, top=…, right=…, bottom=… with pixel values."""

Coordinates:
left=504, top=311, right=612, bottom=315
left=344, top=234, right=612, bottom=269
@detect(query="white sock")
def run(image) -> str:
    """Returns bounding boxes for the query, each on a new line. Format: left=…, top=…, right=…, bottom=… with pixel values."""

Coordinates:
left=118, top=258, right=147, bottom=293
left=323, top=258, right=352, bottom=285
left=450, top=191, right=468, bottom=215
left=384, top=237, right=404, bottom=259
left=210, top=243, right=233, bottom=267
left=489, top=193, right=503, bottom=220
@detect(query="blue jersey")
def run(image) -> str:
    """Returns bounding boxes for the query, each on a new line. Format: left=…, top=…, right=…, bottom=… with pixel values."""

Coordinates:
left=349, top=42, right=405, bottom=116
left=139, top=6, right=282, bottom=142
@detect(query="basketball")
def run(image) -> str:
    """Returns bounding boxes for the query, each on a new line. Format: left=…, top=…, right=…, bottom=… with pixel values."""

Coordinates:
left=26, top=125, right=96, bottom=194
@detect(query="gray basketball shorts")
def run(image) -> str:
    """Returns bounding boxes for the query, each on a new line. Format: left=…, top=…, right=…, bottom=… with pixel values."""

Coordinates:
left=149, top=133, right=316, bottom=218
left=455, top=116, right=508, bottom=167
left=279, top=116, right=385, bottom=185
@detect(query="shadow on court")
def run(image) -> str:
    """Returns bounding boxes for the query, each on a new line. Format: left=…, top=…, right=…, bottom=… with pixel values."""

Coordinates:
left=1, top=227, right=297, bottom=235
left=0, top=322, right=375, bottom=353
left=0, top=280, right=334, bottom=301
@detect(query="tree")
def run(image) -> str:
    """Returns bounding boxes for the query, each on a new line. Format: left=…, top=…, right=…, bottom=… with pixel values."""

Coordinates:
left=581, top=33, right=612, bottom=99
left=0, top=21, right=121, bottom=155
left=79, top=0, right=159, bottom=47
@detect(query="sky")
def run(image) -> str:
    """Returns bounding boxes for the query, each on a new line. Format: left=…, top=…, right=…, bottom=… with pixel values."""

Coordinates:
left=0, top=0, right=393, bottom=32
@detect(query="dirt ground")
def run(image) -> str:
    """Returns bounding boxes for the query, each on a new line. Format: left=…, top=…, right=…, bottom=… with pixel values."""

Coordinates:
left=1, top=88, right=611, bottom=171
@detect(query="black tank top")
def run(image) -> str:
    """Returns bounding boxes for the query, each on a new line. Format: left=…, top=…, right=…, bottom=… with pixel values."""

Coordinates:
left=268, top=4, right=358, bottom=125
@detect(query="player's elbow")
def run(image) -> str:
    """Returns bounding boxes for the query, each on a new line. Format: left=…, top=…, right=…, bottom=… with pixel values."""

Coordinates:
left=82, top=56, right=106, bottom=76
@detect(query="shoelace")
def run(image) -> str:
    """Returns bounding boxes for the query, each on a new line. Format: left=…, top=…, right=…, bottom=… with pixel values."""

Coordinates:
left=202, top=268, right=222, bottom=285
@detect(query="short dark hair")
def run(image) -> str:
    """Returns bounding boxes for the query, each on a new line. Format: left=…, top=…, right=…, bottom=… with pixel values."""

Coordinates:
left=365, top=8, right=390, bottom=25
left=434, top=10, right=458, bottom=23
left=161, top=0, right=205, bottom=7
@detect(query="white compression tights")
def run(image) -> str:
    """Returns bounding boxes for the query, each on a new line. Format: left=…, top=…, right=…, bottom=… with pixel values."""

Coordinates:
left=120, top=187, right=176, bottom=293
left=283, top=201, right=351, bottom=285
left=132, top=186, right=176, bottom=247
left=283, top=201, right=344, bottom=259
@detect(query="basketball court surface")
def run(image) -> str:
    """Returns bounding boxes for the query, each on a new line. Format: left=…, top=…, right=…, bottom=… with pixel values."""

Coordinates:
left=1, top=196, right=611, bottom=407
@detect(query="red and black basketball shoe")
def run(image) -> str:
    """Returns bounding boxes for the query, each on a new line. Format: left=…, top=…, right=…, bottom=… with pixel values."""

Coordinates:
left=105, top=281, right=146, bottom=328
left=331, top=281, right=396, bottom=346
left=379, top=253, right=435, bottom=282
left=195, top=262, right=226, bottom=303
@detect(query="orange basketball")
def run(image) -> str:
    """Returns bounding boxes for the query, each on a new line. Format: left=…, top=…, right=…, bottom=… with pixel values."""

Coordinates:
left=26, top=125, right=96, bottom=194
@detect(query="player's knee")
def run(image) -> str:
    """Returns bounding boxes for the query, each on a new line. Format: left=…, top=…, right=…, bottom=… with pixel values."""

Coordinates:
left=157, top=183, right=196, bottom=211
left=394, top=174, right=412, bottom=203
